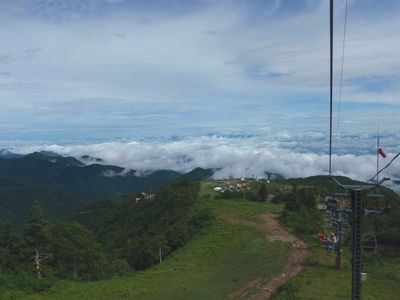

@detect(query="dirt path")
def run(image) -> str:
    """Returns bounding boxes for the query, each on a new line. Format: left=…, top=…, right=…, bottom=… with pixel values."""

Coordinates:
left=220, top=213, right=307, bottom=300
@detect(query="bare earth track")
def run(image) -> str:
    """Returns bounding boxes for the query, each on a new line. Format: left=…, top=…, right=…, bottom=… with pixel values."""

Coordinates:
left=220, top=213, right=307, bottom=299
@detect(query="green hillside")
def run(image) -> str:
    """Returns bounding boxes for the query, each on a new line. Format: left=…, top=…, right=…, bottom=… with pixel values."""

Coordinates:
left=20, top=208, right=288, bottom=300
left=179, top=167, right=214, bottom=180
left=1, top=180, right=289, bottom=299
left=0, top=153, right=182, bottom=225
left=1, top=177, right=399, bottom=299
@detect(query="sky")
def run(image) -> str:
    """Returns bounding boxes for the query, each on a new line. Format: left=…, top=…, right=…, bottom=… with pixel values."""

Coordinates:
left=0, top=0, right=399, bottom=140
left=0, top=0, right=399, bottom=184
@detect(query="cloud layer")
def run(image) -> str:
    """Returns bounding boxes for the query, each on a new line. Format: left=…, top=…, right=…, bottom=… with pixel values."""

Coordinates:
left=5, top=135, right=400, bottom=190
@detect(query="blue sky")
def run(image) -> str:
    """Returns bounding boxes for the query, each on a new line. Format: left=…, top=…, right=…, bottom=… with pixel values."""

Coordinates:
left=0, top=0, right=399, bottom=142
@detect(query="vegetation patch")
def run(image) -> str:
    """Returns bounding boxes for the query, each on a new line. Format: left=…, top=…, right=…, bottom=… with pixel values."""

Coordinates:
left=17, top=218, right=289, bottom=299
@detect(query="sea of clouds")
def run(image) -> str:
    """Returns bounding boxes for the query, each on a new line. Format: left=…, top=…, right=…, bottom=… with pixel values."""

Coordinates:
left=3, top=133, right=399, bottom=192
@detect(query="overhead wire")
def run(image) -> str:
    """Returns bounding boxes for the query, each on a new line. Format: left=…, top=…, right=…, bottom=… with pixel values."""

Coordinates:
left=367, top=152, right=400, bottom=183
left=328, top=1, right=398, bottom=186
left=326, top=0, right=399, bottom=186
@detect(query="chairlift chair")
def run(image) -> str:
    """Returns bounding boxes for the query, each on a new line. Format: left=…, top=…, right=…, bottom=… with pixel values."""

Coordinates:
left=340, top=221, right=350, bottom=235
left=326, top=196, right=338, bottom=210
left=362, top=234, right=377, bottom=254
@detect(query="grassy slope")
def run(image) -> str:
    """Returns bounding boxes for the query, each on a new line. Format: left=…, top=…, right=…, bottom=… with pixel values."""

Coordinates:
left=5, top=182, right=289, bottom=300
left=274, top=240, right=400, bottom=299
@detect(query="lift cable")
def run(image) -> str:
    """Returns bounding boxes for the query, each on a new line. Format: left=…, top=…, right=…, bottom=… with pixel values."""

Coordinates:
left=367, top=152, right=400, bottom=183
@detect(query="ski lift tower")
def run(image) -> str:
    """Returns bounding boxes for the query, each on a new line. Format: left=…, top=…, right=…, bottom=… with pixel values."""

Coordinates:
left=328, top=1, right=388, bottom=299
left=330, top=178, right=369, bottom=299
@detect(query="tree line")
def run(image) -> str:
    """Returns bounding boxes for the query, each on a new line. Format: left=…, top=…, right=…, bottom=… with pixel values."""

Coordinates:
left=0, top=202, right=105, bottom=292
left=280, top=186, right=324, bottom=235
left=0, top=180, right=212, bottom=293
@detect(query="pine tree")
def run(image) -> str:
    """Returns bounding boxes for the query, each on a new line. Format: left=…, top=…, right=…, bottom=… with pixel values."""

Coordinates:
left=1, top=219, right=16, bottom=250
left=22, top=201, right=51, bottom=279
left=0, top=219, right=17, bottom=271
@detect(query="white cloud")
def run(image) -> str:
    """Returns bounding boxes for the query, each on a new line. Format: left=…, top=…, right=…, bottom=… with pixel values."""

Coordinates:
left=6, top=135, right=400, bottom=190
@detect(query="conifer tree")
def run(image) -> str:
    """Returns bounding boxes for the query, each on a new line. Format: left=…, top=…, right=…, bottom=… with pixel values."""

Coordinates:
left=0, top=219, right=17, bottom=271
left=1, top=219, right=16, bottom=250
left=23, top=201, right=51, bottom=279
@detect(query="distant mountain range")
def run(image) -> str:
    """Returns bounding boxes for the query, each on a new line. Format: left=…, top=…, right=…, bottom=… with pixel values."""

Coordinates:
left=0, top=152, right=185, bottom=225
left=0, top=149, right=24, bottom=159
left=0, top=150, right=323, bottom=225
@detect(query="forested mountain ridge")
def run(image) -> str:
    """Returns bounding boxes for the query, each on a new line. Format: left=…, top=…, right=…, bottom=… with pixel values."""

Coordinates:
left=0, top=153, right=182, bottom=225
